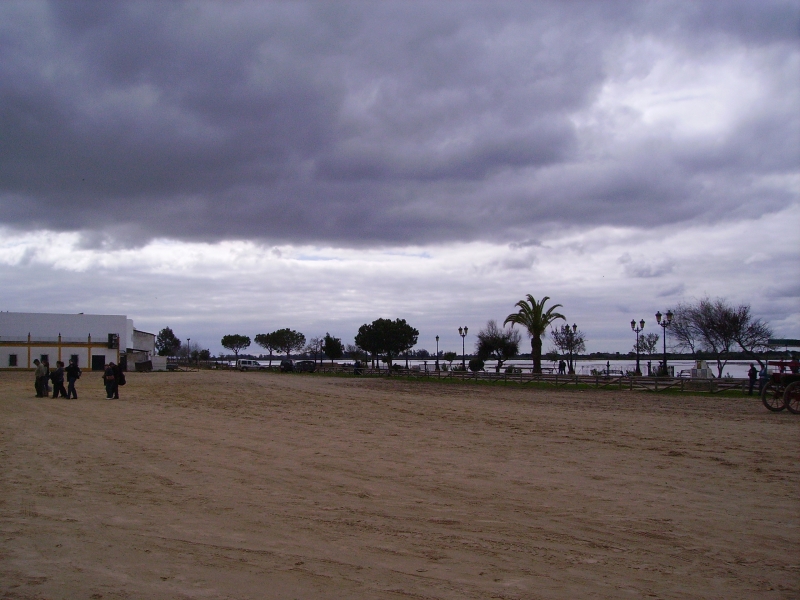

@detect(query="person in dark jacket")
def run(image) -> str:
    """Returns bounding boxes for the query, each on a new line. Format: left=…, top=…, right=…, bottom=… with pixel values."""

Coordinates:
left=747, top=364, right=758, bottom=395
left=65, top=358, right=81, bottom=399
left=103, top=363, right=116, bottom=399
left=51, top=361, right=68, bottom=398
left=758, top=364, right=769, bottom=394
left=42, top=359, right=51, bottom=395
left=110, top=362, right=122, bottom=399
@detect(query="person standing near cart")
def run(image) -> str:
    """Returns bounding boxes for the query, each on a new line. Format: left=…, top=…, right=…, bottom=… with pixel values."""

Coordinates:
left=758, top=364, right=769, bottom=394
left=747, top=364, right=758, bottom=396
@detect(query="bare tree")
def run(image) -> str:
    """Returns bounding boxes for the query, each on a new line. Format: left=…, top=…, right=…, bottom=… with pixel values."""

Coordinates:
left=305, top=337, right=323, bottom=364
left=633, top=332, right=659, bottom=357
left=671, top=298, right=773, bottom=377
left=731, top=306, right=773, bottom=366
left=549, top=324, right=586, bottom=374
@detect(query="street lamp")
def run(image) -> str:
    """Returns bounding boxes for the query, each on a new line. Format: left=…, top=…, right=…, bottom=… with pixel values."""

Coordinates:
left=560, top=323, right=578, bottom=374
left=458, top=326, right=468, bottom=369
left=187, top=338, right=190, bottom=366
left=655, top=310, right=673, bottom=376
left=435, top=335, right=440, bottom=371
left=630, top=319, right=645, bottom=376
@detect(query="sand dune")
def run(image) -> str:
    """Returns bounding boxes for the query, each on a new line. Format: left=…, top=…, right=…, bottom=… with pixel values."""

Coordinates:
left=1, top=370, right=797, bottom=599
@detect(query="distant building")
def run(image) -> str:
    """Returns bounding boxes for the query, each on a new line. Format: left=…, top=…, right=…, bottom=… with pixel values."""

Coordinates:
left=0, top=312, right=155, bottom=371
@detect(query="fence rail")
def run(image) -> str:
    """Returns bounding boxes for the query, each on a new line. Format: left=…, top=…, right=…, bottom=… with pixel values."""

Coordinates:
left=311, top=364, right=749, bottom=394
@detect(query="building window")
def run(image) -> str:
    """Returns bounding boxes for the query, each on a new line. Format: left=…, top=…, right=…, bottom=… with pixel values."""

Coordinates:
left=8, top=354, right=17, bottom=367
left=71, top=354, right=79, bottom=366
left=40, top=354, right=49, bottom=364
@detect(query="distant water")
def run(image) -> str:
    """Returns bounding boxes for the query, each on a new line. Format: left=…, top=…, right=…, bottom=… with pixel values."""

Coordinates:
left=249, top=357, right=762, bottom=378
left=360, top=358, right=758, bottom=379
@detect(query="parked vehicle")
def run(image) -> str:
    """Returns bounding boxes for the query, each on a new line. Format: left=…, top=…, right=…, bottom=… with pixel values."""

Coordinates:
left=279, top=359, right=294, bottom=372
left=295, top=360, right=316, bottom=373
left=236, top=359, right=264, bottom=371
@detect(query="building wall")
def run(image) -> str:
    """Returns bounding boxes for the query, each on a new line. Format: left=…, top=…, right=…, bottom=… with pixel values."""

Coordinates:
left=0, top=312, right=134, bottom=370
left=0, top=343, right=119, bottom=370
left=132, top=329, right=156, bottom=353
left=0, top=312, right=132, bottom=350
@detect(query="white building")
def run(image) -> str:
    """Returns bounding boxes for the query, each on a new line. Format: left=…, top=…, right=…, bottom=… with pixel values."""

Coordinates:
left=0, top=312, right=155, bottom=371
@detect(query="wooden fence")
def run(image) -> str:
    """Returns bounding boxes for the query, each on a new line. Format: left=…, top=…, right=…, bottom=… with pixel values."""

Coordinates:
left=312, top=364, right=749, bottom=394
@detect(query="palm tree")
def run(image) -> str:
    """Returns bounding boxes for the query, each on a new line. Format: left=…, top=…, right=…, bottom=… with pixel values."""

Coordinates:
left=504, top=295, right=566, bottom=374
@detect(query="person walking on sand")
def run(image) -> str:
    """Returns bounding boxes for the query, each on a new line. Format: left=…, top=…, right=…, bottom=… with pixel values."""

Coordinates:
left=42, top=359, right=51, bottom=395
left=747, top=363, right=758, bottom=396
left=110, top=361, right=123, bottom=399
left=65, top=358, right=81, bottom=399
left=33, top=359, right=48, bottom=397
left=103, top=363, right=116, bottom=399
left=51, top=361, right=68, bottom=398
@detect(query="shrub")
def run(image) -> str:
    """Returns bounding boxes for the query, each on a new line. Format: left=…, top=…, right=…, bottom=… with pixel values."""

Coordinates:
left=468, top=358, right=485, bottom=372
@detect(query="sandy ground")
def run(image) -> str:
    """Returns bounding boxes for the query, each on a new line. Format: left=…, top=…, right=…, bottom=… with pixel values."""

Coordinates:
left=0, top=370, right=797, bottom=600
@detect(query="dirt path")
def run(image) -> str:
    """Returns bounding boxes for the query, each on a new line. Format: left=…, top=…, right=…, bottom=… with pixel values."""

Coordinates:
left=0, top=370, right=797, bottom=599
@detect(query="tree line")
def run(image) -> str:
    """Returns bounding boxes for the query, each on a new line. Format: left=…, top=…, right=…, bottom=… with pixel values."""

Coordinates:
left=154, top=294, right=776, bottom=377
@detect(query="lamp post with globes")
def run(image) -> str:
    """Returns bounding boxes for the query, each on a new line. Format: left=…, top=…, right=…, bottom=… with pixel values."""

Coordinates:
left=655, top=310, right=673, bottom=376
left=630, top=319, right=645, bottom=376
left=560, top=323, right=579, bottom=374
left=458, top=326, right=468, bottom=370
left=435, top=335, right=440, bottom=371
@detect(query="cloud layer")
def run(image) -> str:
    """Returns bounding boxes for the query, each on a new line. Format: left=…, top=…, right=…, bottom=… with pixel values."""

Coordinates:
left=2, top=1, right=797, bottom=248
left=2, top=204, right=797, bottom=354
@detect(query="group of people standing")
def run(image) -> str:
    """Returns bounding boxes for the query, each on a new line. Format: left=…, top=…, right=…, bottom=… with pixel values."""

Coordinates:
left=32, top=358, right=123, bottom=400
left=103, top=362, right=125, bottom=399
left=33, top=358, right=81, bottom=398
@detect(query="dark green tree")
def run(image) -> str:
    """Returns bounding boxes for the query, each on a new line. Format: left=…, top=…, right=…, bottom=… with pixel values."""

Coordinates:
left=355, top=318, right=418, bottom=374
left=354, top=323, right=381, bottom=368
left=254, top=332, right=279, bottom=366
left=442, top=351, right=457, bottom=370
left=271, top=328, right=306, bottom=358
left=468, top=358, right=485, bottom=372
left=322, top=333, right=344, bottom=364
left=221, top=334, right=251, bottom=359
left=504, top=295, right=565, bottom=373
left=475, top=320, right=521, bottom=373
left=156, top=327, right=182, bottom=357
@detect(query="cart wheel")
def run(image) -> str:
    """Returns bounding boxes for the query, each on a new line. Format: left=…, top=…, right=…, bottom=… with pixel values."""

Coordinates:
left=761, top=382, right=785, bottom=412
left=783, top=381, right=800, bottom=414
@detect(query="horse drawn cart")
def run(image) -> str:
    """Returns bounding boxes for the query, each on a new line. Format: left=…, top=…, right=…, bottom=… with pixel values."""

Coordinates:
left=761, top=360, right=800, bottom=413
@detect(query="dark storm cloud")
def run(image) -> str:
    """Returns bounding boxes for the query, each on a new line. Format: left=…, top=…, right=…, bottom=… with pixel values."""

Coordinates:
left=1, top=1, right=797, bottom=246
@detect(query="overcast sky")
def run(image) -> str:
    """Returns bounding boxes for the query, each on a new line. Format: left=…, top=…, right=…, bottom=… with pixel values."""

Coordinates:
left=1, top=1, right=798, bottom=357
